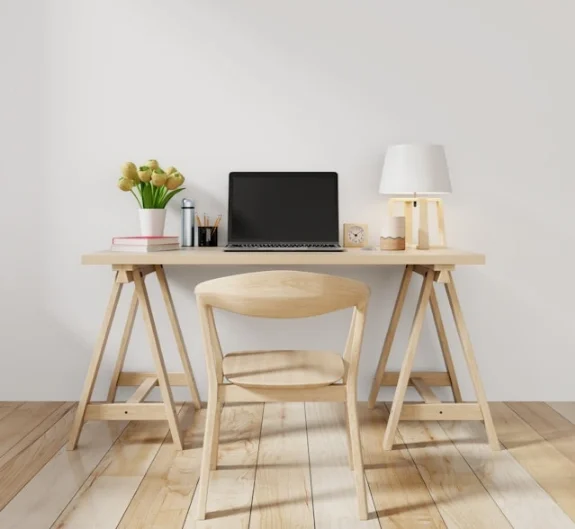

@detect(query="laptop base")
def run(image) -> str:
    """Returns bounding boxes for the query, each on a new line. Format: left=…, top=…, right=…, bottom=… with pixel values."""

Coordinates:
left=224, top=243, right=344, bottom=252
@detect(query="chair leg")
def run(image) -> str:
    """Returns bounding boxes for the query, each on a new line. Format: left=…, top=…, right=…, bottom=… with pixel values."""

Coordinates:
left=68, top=276, right=123, bottom=450
left=197, top=393, right=218, bottom=520
left=344, top=402, right=354, bottom=470
left=346, top=396, right=368, bottom=520
left=210, top=402, right=222, bottom=470
left=368, top=266, right=413, bottom=409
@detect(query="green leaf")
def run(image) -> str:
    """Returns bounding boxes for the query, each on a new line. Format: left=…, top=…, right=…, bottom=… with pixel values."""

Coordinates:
left=130, top=189, right=142, bottom=207
left=142, top=182, right=153, bottom=208
left=159, top=187, right=185, bottom=208
left=152, top=185, right=168, bottom=208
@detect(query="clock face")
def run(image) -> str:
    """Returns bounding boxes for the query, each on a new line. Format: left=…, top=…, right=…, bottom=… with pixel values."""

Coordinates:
left=348, top=226, right=365, bottom=243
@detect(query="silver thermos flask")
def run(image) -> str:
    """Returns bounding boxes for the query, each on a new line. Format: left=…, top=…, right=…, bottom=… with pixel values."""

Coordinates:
left=181, top=198, right=195, bottom=247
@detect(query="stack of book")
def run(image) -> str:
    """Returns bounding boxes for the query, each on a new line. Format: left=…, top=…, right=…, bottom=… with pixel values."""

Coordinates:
left=111, top=236, right=180, bottom=252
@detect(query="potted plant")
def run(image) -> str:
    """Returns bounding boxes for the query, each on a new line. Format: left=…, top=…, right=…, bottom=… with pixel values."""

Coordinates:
left=117, top=159, right=186, bottom=236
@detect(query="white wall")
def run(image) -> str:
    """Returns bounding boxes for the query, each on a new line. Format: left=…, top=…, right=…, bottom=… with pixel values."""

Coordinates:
left=1, top=0, right=574, bottom=401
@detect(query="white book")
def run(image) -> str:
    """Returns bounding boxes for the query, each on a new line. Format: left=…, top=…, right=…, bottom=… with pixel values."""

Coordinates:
left=111, top=244, right=180, bottom=253
left=111, top=236, right=179, bottom=246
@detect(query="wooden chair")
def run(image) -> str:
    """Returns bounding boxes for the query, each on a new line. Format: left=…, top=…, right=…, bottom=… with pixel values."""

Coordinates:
left=194, top=270, right=370, bottom=520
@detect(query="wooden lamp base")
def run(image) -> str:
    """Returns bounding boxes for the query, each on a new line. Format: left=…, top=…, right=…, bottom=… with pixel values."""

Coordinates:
left=388, top=197, right=446, bottom=249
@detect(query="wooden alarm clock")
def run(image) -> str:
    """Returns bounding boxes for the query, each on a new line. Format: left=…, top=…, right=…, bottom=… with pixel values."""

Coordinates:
left=343, top=223, right=369, bottom=248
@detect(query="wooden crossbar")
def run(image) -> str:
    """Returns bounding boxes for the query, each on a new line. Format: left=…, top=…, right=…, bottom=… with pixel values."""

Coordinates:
left=220, top=384, right=347, bottom=403
left=113, top=266, right=156, bottom=284
left=411, top=377, right=441, bottom=403
left=412, top=265, right=451, bottom=283
left=118, top=372, right=188, bottom=386
left=127, top=377, right=158, bottom=403
left=380, top=371, right=451, bottom=387
left=400, top=403, right=482, bottom=421
left=84, top=403, right=166, bottom=420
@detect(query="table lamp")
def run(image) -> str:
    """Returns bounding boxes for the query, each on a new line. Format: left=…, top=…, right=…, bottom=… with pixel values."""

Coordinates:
left=379, top=144, right=452, bottom=250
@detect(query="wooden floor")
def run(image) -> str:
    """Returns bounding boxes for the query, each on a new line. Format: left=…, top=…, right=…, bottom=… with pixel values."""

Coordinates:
left=0, top=402, right=574, bottom=528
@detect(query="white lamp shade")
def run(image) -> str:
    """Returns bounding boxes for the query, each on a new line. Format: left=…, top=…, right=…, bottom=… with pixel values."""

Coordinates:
left=379, top=144, right=452, bottom=195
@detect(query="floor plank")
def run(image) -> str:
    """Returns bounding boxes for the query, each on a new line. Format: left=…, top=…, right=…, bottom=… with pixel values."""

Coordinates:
left=491, top=402, right=575, bottom=522
left=0, top=420, right=127, bottom=529
left=249, top=403, right=314, bottom=529
left=0, top=403, right=22, bottom=423
left=50, top=410, right=180, bottom=529
left=0, top=405, right=76, bottom=511
left=507, top=402, right=575, bottom=465
left=390, top=405, right=512, bottom=529
left=184, top=404, right=265, bottom=528
left=0, top=402, right=64, bottom=458
left=306, top=402, right=379, bottom=528
left=0, top=402, right=73, bottom=469
left=117, top=406, right=205, bottom=529
left=358, top=404, right=446, bottom=528
left=441, top=419, right=575, bottom=529
left=2, top=401, right=575, bottom=528
left=548, top=402, right=575, bottom=425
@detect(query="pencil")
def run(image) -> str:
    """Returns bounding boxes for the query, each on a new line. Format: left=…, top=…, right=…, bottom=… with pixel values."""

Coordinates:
left=195, top=214, right=202, bottom=227
left=211, top=214, right=222, bottom=235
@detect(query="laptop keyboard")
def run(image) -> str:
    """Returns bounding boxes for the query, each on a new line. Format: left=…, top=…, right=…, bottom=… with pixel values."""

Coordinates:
left=225, top=243, right=342, bottom=251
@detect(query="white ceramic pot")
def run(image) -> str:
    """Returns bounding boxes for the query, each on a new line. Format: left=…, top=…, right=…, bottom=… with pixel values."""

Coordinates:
left=380, top=216, right=406, bottom=251
left=381, top=216, right=406, bottom=238
left=139, top=208, right=166, bottom=236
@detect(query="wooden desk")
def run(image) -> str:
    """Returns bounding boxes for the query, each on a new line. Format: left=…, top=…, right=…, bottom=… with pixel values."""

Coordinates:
left=81, top=246, right=485, bottom=266
left=70, top=247, right=499, bottom=451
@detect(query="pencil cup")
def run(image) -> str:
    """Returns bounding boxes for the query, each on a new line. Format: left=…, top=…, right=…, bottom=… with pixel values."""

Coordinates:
left=380, top=216, right=406, bottom=251
left=198, top=227, right=218, bottom=247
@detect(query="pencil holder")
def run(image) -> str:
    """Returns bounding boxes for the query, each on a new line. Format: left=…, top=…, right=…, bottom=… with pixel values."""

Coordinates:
left=198, top=226, right=218, bottom=247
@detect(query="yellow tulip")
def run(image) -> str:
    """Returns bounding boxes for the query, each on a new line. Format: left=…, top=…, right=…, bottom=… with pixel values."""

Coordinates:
left=151, top=170, right=167, bottom=186
left=165, top=166, right=177, bottom=175
left=173, top=171, right=185, bottom=184
left=146, top=159, right=159, bottom=170
left=165, top=175, right=181, bottom=190
left=138, top=168, right=152, bottom=182
left=121, top=162, right=139, bottom=182
left=117, top=177, right=134, bottom=191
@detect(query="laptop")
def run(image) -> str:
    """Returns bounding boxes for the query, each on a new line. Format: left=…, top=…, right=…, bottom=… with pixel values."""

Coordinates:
left=225, top=172, right=343, bottom=251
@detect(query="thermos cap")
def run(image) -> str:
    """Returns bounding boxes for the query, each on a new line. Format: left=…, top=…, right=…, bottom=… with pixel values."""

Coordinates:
left=181, top=198, right=195, bottom=208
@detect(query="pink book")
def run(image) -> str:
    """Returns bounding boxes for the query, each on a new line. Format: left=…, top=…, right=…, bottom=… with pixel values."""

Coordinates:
left=112, top=236, right=179, bottom=246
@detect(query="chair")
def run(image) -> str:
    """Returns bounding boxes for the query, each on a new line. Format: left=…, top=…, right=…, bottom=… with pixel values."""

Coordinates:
left=194, top=270, right=370, bottom=520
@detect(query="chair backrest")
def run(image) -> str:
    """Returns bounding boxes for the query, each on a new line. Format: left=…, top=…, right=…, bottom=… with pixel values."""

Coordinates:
left=195, top=270, right=369, bottom=318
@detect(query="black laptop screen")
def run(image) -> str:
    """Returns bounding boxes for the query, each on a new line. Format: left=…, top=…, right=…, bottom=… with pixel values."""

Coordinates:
left=228, top=172, right=339, bottom=243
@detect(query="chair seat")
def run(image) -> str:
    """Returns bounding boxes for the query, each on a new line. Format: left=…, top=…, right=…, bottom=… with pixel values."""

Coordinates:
left=222, top=350, right=345, bottom=389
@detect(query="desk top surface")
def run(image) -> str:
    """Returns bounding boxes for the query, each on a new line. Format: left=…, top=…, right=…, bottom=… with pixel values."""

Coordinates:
left=82, top=247, right=485, bottom=266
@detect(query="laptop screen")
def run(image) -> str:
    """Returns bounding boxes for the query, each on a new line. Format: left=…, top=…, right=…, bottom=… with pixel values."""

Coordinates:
left=228, top=172, right=339, bottom=243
